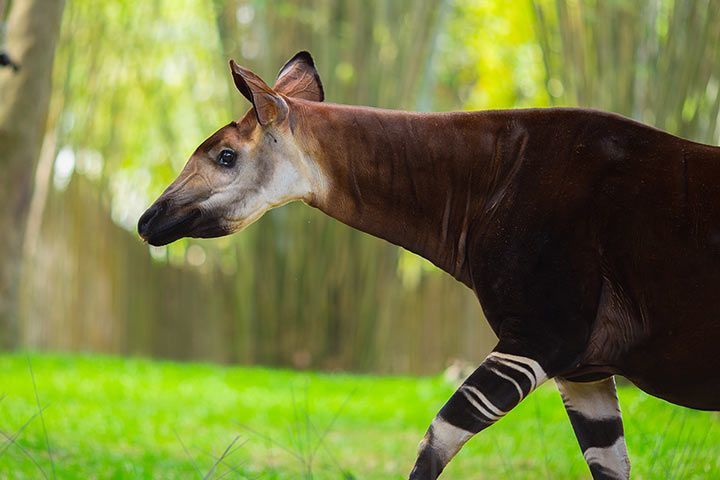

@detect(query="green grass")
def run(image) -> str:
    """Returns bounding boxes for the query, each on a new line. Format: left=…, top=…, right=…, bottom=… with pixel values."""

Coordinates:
left=0, top=353, right=718, bottom=479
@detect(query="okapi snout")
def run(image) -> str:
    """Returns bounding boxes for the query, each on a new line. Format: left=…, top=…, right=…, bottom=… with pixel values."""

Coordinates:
left=137, top=198, right=203, bottom=247
left=137, top=199, right=167, bottom=237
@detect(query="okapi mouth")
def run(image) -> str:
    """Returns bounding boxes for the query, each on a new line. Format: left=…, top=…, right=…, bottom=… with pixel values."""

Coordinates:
left=138, top=207, right=202, bottom=247
left=187, top=222, right=231, bottom=240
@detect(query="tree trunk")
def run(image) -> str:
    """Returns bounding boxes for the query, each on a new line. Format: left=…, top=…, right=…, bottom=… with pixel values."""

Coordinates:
left=0, top=0, right=65, bottom=349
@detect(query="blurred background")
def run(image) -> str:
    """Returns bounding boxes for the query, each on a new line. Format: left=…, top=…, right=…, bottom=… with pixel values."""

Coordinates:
left=2, top=1, right=720, bottom=478
left=2, top=0, right=720, bottom=375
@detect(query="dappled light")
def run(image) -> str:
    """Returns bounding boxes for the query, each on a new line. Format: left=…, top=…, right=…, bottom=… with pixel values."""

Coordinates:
left=1, top=1, right=719, bottom=478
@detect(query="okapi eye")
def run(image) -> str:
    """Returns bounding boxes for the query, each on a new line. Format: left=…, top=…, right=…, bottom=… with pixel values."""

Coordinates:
left=216, top=149, right=237, bottom=168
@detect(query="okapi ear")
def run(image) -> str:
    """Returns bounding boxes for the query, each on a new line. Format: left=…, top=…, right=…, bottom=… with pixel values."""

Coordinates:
left=273, top=51, right=324, bottom=102
left=229, top=59, right=288, bottom=126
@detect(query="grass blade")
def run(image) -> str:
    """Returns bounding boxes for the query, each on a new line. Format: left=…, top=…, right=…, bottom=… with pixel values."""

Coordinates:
left=174, top=428, right=204, bottom=479
left=0, top=429, right=50, bottom=479
left=26, top=355, right=56, bottom=480
left=203, top=435, right=244, bottom=480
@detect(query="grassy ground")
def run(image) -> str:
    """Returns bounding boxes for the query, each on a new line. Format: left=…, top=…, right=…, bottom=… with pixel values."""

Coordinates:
left=0, top=353, right=718, bottom=479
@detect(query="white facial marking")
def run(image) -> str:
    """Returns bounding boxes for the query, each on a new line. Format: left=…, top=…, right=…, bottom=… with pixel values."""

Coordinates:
left=583, top=436, right=631, bottom=478
left=425, top=416, right=474, bottom=466
left=555, top=377, right=622, bottom=420
left=198, top=131, right=329, bottom=232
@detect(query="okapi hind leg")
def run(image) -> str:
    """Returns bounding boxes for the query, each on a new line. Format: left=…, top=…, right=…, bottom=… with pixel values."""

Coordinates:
left=409, top=351, right=548, bottom=479
left=555, top=376, right=630, bottom=480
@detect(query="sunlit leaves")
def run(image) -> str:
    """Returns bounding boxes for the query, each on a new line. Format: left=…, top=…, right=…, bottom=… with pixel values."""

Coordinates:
left=53, top=0, right=231, bottom=218
left=533, top=0, right=720, bottom=144
left=433, top=0, right=549, bottom=111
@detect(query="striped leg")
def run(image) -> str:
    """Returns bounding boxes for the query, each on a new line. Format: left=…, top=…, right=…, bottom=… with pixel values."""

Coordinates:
left=555, top=376, right=630, bottom=480
left=409, top=352, right=548, bottom=479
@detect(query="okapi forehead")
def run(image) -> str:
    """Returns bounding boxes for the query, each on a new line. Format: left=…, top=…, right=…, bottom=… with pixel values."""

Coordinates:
left=195, top=116, right=257, bottom=154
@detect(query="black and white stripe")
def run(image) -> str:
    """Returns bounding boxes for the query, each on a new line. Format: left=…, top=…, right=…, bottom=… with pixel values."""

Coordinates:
left=556, top=376, right=630, bottom=480
left=410, top=352, right=547, bottom=480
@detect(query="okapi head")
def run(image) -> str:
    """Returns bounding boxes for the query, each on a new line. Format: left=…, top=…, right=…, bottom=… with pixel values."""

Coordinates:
left=137, top=52, right=326, bottom=246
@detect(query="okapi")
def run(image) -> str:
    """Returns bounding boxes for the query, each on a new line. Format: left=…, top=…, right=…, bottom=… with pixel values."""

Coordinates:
left=138, top=51, right=720, bottom=479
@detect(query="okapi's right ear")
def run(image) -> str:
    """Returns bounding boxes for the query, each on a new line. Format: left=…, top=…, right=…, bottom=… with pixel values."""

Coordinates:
left=273, top=51, right=324, bottom=102
left=229, top=60, right=288, bottom=126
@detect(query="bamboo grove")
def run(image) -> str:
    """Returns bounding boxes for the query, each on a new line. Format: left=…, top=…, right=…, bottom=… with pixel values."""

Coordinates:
left=2, top=0, right=719, bottom=374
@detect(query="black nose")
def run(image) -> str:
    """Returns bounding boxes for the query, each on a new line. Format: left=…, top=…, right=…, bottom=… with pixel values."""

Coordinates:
left=137, top=200, right=166, bottom=238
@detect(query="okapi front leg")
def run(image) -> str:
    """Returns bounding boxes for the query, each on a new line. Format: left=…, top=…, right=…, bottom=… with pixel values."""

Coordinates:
left=410, top=352, right=548, bottom=479
left=555, top=376, right=630, bottom=480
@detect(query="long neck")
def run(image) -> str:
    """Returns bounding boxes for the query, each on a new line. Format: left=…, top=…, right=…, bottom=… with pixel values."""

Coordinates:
left=294, top=100, right=513, bottom=287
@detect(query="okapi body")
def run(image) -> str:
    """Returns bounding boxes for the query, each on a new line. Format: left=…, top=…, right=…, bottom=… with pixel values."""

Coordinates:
left=138, top=52, right=720, bottom=479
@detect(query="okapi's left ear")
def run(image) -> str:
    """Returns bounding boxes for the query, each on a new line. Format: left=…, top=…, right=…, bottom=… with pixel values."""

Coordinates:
left=273, top=51, right=324, bottom=102
left=229, top=60, right=288, bottom=126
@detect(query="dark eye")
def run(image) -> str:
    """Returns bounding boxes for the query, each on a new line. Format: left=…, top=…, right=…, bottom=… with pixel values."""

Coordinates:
left=216, top=149, right=237, bottom=168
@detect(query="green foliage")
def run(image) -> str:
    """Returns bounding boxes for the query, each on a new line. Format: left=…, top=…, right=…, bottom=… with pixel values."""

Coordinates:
left=20, top=0, right=505, bottom=373
left=15, top=0, right=720, bottom=374
left=52, top=0, right=230, bottom=231
left=533, top=0, right=720, bottom=143
left=434, top=0, right=549, bottom=110
left=1, top=353, right=719, bottom=479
